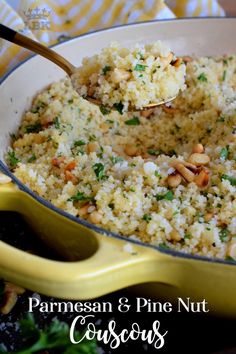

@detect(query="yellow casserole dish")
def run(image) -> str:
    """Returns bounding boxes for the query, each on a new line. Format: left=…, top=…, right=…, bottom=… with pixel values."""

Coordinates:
left=0, top=18, right=236, bottom=316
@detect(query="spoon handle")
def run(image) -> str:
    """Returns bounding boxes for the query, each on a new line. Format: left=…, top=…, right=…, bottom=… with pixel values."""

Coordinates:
left=0, top=24, right=75, bottom=76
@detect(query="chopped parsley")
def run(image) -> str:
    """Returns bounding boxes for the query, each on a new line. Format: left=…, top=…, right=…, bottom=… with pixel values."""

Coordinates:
left=25, top=122, right=42, bottom=133
left=27, top=154, right=36, bottom=163
left=220, top=146, right=229, bottom=160
left=68, top=191, right=93, bottom=202
left=102, top=65, right=111, bottom=75
left=53, top=116, right=60, bottom=129
left=93, top=163, right=107, bottom=181
left=159, top=243, right=170, bottom=250
left=222, top=70, right=227, bottom=81
left=197, top=73, right=208, bottom=82
left=184, top=233, right=192, bottom=240
left=142, top=214, right=152, bottom=222
left=125, top=117, right=140, bottom=125
left=134, top=64, right=147, bottom=71
left=110, top=156, right=123, bottom=165
left=113, top=102, right=124, bottom=115
left=10, top=133, right=17, bottom=141
left=74, top=140, right=86, bottom=147
left=154, top=171, right=161, bottom=178
left=99, top=105, right=111, bottom=115
left=156, top=190, right=174, bottom=201
left=221, top=174, right=236, bottom=186
left=10, top=313, right=97, bottom=354
left=219, top=228, right=229, bottom=242
left=217, top=116, right=225, bottom=122
left=148, top=149, right=163, bottom=156
left=30, top=101, right=46, bottom=113
left=7, top=150, right=21, bottom=168
left=137, top=51, right=144, bottom=60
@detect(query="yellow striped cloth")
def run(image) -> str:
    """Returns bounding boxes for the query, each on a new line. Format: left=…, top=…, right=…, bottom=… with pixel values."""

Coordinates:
left=0, top=0, right=225, bottom=77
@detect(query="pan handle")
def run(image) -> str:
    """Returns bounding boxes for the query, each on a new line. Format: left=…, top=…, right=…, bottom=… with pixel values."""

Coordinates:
left=0, top=174, right=181, bottom=299
left=0, top=237, right=181, bottom=299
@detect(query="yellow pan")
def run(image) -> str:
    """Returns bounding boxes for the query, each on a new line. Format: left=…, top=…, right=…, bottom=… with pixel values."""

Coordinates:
left=1, top=18, right=236, bottom=317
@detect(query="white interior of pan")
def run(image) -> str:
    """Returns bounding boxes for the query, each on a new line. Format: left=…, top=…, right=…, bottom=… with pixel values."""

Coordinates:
left=0, top=18, right=236, bottom=163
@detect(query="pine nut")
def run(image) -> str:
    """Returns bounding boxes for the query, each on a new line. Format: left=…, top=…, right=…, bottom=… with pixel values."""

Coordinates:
left=170, top=229, right=181, bottom=242
left=77, top=203, right=90, bottom=217
left=65, top=171, right=77, bottom=184
left=111, top=69, right=130, bottom=83
left=141, top=108, right=154, bottom=118
left=65, top=161, right=76, bottom=171
left=0, top=173, right=11, bottom=185
left=192, top=144, right=204, bottom=154
left=188, top=153, right=210, bottom=166
left=194, top=169, right=210, bottom=187
left=51, top=157, right=65, bottom=167
left=87, top=86, right=95, bottom=97
left=100, top=123, right=109, bottom=133
left=5, top=282, right=25, bottom=295
left=205, top=213, right=213, bottom=222
left=171, top=58, right=182, bottom=68
left=174, top=163, right=195, bottom=183
left=88, top=211, right=102, bottom=224
left=161, top=52, right=174, bottom=69
left=162, top=105, right=177, bottom=114
left=124, top=144, right=138, bottom=157
left=87, top=142, right=99, bottom=153
left=41, top=113, right=54, bottom=125
left=0, top=291, right=18, bottom=315
left=167, top=173, right=182, bottom=188
left=171, top=160, right=197, bottom=172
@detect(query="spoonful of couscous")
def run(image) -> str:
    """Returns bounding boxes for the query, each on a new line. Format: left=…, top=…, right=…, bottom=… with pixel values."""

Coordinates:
left=0, top=24, right=186, bottom=113
left=71, top=42, right=186, bottom=113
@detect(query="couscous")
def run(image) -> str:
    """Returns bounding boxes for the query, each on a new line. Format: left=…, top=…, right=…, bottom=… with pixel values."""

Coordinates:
left=7, top=53, right=236, bottom=261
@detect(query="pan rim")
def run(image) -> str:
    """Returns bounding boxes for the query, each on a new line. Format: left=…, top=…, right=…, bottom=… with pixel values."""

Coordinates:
left=1, top=17, right=236, bottom=266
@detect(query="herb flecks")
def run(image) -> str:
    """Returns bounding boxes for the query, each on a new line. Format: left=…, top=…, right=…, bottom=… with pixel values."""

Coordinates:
left=143, top=214, right=152, bottom=222
left=221, top=174, right=236, bottom=186
left=93, top=163, right=108, bottom=181
left=68, top=191, right=93, bottom=202
left=220, top=146, right=229, bottom=161
left=100, top=106, right=111, bottom=115
left=134, top=64, right=147, bottom=71
left=125, top=117, right=140, bottom=125
left=7, top=150, right=21, bottom=168
left=197, top=73, right=208, bottom=82
left=113, top=102, right=124, bottom=115
left=156, top=190, right=174, bottom=201
left=74, top=140, right=86, bottom=147
left=102, top=65, right=111, bottom=75
left=219, top=228, right=229, bottom=242
left=25, top=122, right=42, bottom=134
left=53, top=116, right=60, bottom=129
left=27, top=154, right=36, bottom=163
left=148, top=149, right=163, bottom=156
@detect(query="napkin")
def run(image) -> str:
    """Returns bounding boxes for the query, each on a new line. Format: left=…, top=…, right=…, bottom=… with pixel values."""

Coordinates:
left=0, top=0, right=225, bottom=77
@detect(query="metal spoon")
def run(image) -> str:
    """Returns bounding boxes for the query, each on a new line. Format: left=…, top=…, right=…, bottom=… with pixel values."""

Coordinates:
left=0, top=24, right=176, bottom=111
